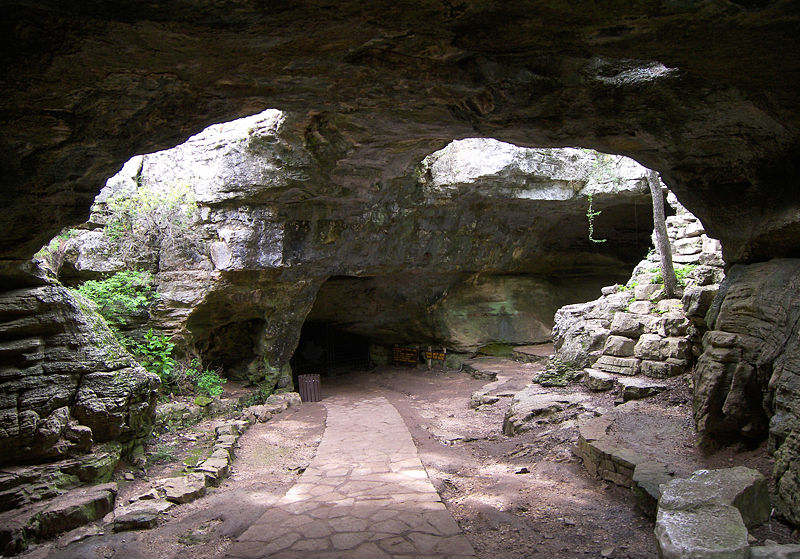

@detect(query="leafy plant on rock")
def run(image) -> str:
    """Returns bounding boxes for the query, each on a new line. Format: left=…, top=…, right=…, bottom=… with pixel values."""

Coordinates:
left=73, top=270, right=157, bottom=330
left=102, top=180, right=199, bottom=265
left=127, top=329, right=177, bottom=384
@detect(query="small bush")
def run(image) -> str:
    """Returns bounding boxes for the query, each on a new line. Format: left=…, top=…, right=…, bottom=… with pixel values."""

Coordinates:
left=148, top=443, right=178, bottom=464
left=127, top=329, right=177, bottom=384
left=186, top=359, right=226, bottom=398
left=73, top=270, right=157, bottom=330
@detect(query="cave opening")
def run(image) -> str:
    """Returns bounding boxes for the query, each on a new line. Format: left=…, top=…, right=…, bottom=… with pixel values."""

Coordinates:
left=289, top=321, right=372, bottom=381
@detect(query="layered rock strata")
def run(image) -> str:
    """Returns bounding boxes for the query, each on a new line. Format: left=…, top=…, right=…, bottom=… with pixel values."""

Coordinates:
left=0, top=268, right=159, bottom=467
left=693, top=258, right=800, bottom=524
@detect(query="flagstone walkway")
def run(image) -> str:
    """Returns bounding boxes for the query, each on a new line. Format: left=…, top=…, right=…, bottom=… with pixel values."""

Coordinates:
left=227, top=395, right=476, bottom=558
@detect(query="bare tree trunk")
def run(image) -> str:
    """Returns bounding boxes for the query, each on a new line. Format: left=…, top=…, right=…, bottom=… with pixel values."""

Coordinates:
left=647, top=170, right=678, bottom=298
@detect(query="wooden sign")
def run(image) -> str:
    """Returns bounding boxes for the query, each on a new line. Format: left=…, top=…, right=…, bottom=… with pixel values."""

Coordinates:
left=393, top=346, right=418, bottom=365
left=424, top=350, right=446, bottom=361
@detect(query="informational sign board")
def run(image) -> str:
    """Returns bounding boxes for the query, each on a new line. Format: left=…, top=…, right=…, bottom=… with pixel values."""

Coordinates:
left=424, top=350, right=446, bottom=361
left=392, top=346, right=419, bottom=365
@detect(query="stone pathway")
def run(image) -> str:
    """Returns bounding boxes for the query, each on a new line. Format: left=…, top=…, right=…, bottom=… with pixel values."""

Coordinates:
left=227, top=395, right=476, bottom=559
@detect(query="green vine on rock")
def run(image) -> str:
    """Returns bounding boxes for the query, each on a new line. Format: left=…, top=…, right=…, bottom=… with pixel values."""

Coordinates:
left=586, top=194, right=607, bottom=243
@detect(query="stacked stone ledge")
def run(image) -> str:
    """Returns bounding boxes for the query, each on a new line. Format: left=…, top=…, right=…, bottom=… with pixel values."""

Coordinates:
left=554, top=193, right=724, bottom=402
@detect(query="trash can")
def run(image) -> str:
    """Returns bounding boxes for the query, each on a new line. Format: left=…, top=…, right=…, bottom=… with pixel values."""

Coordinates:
left=298, top=374, right=321, bottom=402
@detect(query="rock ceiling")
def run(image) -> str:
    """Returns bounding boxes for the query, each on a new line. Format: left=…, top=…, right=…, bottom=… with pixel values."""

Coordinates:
left=2, top=1, right=800, bottom=270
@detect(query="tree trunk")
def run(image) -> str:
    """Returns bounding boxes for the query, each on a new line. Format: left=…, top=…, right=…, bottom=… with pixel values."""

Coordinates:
left=647, top=170, right=678, bottom=298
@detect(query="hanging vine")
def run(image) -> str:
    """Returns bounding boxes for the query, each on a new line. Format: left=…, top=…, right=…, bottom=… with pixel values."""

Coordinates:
left=586, top=194, right=607, bottom=243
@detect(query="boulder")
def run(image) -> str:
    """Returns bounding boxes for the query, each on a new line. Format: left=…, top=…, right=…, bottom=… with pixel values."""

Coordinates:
left=658, top=467, right=770, bottom=529
left=655, top=505, right=749, bottom=559
left=503, top=387, right=589, bottom=435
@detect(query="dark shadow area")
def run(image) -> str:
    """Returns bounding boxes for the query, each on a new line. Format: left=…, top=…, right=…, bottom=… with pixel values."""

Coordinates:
left=290, top=321, right=371, bottom=383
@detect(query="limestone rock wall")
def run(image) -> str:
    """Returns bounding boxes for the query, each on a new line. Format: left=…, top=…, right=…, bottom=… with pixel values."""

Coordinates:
left=692, top=259, right=800, bottom=524
left=56, top=112, right=655, bottom=383
left=0, top=267, right=159, bottom=467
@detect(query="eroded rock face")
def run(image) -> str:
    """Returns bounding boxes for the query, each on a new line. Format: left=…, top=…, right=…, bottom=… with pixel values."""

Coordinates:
left=692, top=258, right=800, bottom=524
left=2, top=2, right=799, bottom=268
left=0, top=267, right=159, bottom=466
left=57, top=113, right=654, bottom=383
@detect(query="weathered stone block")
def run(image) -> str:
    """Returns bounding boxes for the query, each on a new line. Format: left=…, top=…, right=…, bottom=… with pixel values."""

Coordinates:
left=609, top=312, right=655, bottom=338
left=593, top=355, right=640, bottom=376
left=657, top=299, right=684, bottom=314
left=618, top=377, right=668, bottom=401
left=628, top=300, right=653, bottom=315
left=682, top=286, right=718, bottom=326
left=659, top=467, right=770, bottom=528
left=658, top=313, right=691, bottom=337
left=603, top=335, right=635, bottom=357
left=634, top=334, right=667, bottom=361
left=640, top=359, right=688, bottom=379
left=655, top=505, right=749, bottom=559
left=158, top=473, right=207, bottom=504
left=634, top=283, right=662, bottom=301
left=584, top=368, right=616, bottom=391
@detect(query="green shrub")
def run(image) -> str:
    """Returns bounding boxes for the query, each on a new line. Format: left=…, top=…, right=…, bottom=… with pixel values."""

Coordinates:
left=128, top=329, right=177, bottom=383
left=186, top=359, right=226, bottom=398
left=73, top=270, right=157, bottom=330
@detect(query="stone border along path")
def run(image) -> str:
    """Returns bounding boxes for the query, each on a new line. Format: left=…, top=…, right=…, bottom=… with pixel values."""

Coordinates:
left=228, top=395, right=476, bottom=559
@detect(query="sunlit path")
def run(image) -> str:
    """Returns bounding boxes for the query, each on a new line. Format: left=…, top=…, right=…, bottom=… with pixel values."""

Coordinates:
left=227, top=395, right=476, bottom=558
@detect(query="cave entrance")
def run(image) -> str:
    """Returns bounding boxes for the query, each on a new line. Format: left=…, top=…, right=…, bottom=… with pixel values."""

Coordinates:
left=290, top=321, right=371, bottom=382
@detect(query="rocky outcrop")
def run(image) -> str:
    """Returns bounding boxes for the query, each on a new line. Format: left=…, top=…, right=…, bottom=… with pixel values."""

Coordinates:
left=56, top=113, right=656, bottom=384
left=0, top=269, right=159, bottom=467
left=553, top=194, right=724, bottom=373
left=692, top=258, right=800, bottom=524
